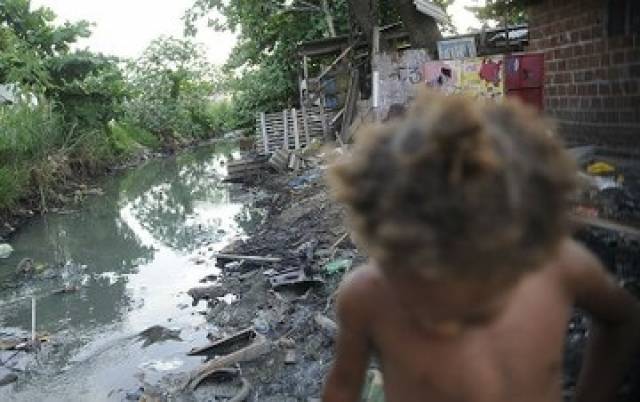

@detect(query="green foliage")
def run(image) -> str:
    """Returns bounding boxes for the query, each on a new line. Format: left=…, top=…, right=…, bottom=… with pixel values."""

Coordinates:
left=0, top=0, right=91, bottom=87
left=185, top=0, right=352, bottom=129
left=467, top=0, right=528, bottom=27
left=432, top=0, right=457, bottom=35
left=0, top=166, right=27, bottom=209
left=186, top=0, right=456, bottom=130
left=46, top=51, right=129, bottom=128
left=206, top=99, right=239, bottom=134
left=110, top=122, right=160, bottom=150
left=0, top=100, right=64, bottom=163
left=124, top=36, right=219, bottom=139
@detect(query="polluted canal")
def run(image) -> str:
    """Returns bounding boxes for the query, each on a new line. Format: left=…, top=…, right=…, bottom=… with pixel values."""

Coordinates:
left=0, top=142, right=266, bottom=401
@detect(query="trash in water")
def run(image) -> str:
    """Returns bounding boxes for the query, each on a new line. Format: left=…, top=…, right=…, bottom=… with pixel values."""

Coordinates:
left=0, top=244, right=13, bottom=259
left=324, top=258, right=353, bottom=275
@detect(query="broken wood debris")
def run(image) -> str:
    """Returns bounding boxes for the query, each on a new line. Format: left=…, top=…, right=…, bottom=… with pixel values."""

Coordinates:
left=188, top=328, right=257, bottom=358
left=52, top=285, right=79, bottom=295
left=185, top=334, right=271, bottom=391
left=269, top=148, right=291, bottom=172
left=225, top=156, right=269, bottom=183
left=330, top=232, right=349, bottom=257
left=212, top=253, right=282, bottom=265
left=267, top=268, right=324, bottom=292
left=0, top=334, right=49, bottom=351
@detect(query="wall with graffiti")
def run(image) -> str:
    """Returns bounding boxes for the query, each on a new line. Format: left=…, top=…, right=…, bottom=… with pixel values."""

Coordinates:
left=372, top=49, right=429, bottom=118
left=423, top=56, right=504, bottom=100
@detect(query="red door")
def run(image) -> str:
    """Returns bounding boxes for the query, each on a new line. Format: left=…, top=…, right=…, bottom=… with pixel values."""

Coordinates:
left=505, top=53, right=544, bottom=110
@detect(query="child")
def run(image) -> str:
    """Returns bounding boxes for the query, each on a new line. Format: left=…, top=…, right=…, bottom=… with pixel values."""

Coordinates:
left=323, top=92, right=640, bottom=402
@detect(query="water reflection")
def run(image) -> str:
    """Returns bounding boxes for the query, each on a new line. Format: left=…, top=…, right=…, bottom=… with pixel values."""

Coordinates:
left=0, top=142, right=263, bottom=401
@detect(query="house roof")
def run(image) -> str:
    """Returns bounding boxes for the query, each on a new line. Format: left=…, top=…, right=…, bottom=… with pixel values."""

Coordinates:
left=413, top=0, right=448, bottom=23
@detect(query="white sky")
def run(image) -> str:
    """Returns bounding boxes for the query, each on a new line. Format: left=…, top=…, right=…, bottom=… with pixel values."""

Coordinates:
left=32, top=0, right=483, bottom=65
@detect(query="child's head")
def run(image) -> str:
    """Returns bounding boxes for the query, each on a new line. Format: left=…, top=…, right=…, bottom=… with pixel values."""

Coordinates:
left=329, top=91, right=577, bottom=284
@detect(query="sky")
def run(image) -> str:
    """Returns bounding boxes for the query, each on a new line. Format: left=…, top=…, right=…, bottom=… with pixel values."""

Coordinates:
left=32, top=0, right=484, bottom=65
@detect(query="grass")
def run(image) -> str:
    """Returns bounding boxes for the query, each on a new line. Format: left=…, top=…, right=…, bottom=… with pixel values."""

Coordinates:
left=0, top=166, right=27, bottom=210
left=0, top=102, right=158, bottom=213
left=0, top=98, right=226, bottom=217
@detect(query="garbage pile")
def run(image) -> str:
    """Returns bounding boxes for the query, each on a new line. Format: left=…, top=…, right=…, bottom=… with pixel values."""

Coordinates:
left=155, top=145, right=640, bottom=401
left=166, top=148, right=367, bottom=401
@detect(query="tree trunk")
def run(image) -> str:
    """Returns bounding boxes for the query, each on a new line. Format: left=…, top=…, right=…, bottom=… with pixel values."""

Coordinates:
left=321, top=0, right=337, bottom=37
left=350, top=0, right=377, bottom=44
left=349, top=0, right=442, bottom=55
left=394, top=0, right=442, bottom=56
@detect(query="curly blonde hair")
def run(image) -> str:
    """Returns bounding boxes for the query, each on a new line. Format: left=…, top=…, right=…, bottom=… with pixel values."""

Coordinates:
left=329, top=91, right=577, bottom=280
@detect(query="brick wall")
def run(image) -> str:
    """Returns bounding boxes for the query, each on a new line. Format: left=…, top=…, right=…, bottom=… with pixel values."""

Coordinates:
left=527, top=0, right=640, bottom=148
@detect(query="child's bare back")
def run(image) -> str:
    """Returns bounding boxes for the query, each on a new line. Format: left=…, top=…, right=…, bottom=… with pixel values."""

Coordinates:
left=322, top=93, right=640, bottom=402
left=330, top=240, right=639, bottom=402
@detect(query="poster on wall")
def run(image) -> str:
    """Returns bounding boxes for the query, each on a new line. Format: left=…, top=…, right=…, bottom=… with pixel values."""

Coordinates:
left=460, top=56, right=504, bottom=99
left=423, top=55, right=504, bottom=100
left=424, top=60, right=461, bottom=94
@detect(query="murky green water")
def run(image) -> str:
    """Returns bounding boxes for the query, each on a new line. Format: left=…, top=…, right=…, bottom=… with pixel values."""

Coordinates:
left=0, top=142, right=264, bottom=401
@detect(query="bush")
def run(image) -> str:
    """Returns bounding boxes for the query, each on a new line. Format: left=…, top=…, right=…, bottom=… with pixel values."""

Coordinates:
left=206, top=99, right=236, bottom=135
left=123, top=37, right=220, bottom=140
left=0, top=166, right=27, bottom=209
left=112, top=122, right=160, bottom=150
left=0, top=100, right=64, bottom=164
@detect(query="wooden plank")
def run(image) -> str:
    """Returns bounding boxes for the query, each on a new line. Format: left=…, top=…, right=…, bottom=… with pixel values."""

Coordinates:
left=212, top=253, right=282, bottom=263
left=282, top=109, right=289, bottom=149
left=341, top=69, right=360, bottom=143
left=320, top=98, right=329, bottom=141
left=292, top=108, right=301, bottom=149
left=372, top=25, right=380, bottom=55
left=260, top=112, right=269, bottom=154
left=316, top=44, right=355, bottom=83
left=188, top=328, right=257, bottom=357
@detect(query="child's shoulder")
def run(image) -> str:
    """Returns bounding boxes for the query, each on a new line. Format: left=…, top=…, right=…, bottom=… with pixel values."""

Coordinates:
left=339, top=264, right=385, bottom=298
left=551, top=237, right=609, bottom=298
left=335, top=264, right=386, bottom=322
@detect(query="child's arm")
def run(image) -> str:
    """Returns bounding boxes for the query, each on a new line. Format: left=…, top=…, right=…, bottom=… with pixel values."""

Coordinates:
left=564, top=240, right=640, bottom=402
left=323, top=273, right=372, bottom=402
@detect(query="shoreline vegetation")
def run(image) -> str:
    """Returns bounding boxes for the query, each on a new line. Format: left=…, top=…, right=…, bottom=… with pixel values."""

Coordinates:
left=0, top=1, right=243, bottom=239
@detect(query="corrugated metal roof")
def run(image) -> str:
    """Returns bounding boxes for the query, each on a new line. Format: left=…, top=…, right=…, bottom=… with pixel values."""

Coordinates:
left=413, top=0, right=448, bottom=23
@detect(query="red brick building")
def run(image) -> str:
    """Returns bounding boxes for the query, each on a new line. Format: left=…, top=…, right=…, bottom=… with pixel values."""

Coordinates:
left=526, top=0, right=639, bottom=149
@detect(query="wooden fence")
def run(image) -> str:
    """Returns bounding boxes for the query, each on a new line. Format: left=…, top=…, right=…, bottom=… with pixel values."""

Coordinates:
left=255, top=105, right=329, bottom=155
